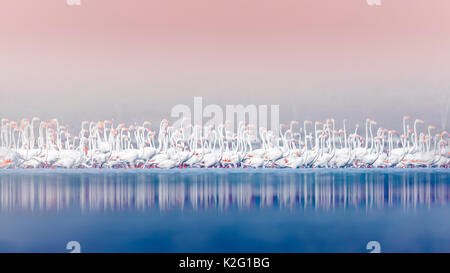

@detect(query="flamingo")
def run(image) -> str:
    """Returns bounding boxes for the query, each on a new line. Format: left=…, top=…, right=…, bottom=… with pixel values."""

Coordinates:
left=0, top=116, right=447, bottom=169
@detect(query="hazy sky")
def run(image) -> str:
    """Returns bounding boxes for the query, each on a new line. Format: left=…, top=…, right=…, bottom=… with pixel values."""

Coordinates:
left=1, top=0, right=449, bottom=131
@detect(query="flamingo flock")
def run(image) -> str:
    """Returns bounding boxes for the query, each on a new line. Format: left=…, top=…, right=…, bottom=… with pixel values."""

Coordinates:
left=0, top=117, right=449, bottom=169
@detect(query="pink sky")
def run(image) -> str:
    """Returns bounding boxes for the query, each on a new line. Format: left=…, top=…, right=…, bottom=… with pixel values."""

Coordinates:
left=1, top=0, right=449, bottom=129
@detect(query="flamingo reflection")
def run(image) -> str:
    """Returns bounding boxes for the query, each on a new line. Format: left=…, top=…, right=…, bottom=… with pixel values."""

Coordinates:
left=0, top=171, right=448, bottom=212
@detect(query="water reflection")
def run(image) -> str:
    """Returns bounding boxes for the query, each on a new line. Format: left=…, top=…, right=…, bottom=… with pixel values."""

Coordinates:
left=0, top=170, right=448, bottom=212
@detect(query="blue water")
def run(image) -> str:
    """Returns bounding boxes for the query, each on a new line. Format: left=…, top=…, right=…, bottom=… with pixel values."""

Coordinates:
left=0, top=169, right=448, bottom=253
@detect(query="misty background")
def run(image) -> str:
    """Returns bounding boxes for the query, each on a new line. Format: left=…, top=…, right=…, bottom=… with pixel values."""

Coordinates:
left=0, top=0, right=449, bottom=132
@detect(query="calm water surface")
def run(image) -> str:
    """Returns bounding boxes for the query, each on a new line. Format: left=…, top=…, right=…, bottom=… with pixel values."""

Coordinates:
left=0, top=169, right=449, bottom=253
